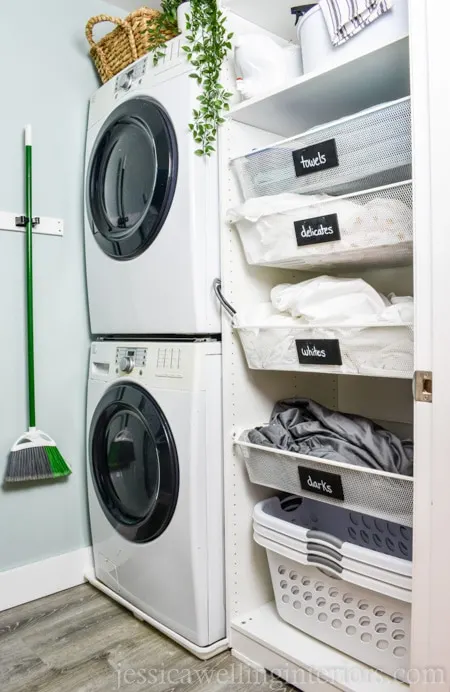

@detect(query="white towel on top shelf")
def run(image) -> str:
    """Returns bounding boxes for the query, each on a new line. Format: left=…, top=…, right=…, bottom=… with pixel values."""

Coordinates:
left=319, top=0, right=393, bottom=46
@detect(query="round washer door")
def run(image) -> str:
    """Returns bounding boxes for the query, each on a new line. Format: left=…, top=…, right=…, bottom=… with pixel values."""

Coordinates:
left=87, top=96, right=178, bottom=261
left=90, top=381, right=179, bottom=543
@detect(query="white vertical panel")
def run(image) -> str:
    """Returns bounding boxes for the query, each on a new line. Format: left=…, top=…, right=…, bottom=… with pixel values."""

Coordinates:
left=409, top=0, right=450, bottom=687
left=220, top=117, right=338, bottom=622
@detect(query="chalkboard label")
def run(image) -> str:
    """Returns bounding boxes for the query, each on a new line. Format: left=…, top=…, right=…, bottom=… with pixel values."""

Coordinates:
left=299, top=467, right=345, bottom=501
left=296, top=339, right=342, bottom=366
left=292, top=138, right=339, bottom=178
left=295, top=213, right=341, bottom=247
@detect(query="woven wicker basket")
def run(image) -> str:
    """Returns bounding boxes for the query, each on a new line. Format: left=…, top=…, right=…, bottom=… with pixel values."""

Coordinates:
left=86, top=7, right=178, bottom=84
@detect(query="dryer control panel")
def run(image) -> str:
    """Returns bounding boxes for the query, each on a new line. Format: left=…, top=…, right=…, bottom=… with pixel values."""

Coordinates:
left=115, top=58, right=147, bottom=94
left=116, top=347, right=147, bottom=374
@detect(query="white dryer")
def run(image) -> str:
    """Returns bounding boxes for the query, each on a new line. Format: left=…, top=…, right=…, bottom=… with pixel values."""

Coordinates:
left=84, top=39, right=220, bottom=336
left=86, top=340, right=225, bottom=656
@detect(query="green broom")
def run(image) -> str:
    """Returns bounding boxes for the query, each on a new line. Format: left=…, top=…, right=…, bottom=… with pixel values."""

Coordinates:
left=4, top=126, right=71, bottom=483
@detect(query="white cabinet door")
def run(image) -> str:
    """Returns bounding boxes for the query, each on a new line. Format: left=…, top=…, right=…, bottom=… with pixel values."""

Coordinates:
left=410, top=0, right=450, bottom=687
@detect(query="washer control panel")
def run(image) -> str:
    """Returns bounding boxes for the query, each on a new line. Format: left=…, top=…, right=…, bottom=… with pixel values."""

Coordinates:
left=116, top=347, right=147, bottom=373
left=115, top=58, right=147, bottom=94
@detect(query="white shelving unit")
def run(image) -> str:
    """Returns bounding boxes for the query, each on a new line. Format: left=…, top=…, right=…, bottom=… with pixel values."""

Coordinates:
left=220, top=1, right=450, bottom=690
left=230, top=37, right=410, bottom=137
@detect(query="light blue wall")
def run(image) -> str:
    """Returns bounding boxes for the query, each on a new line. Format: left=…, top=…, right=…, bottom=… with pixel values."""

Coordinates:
left=0, top=0, right=124, bottom=571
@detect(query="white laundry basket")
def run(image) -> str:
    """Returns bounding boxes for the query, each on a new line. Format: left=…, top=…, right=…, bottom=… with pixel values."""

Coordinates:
left=236, top=431, right=414, bottom=527
left=236, top=321, right=414, bottom=378
left=231, top=98, right=411, bottom=200
left=297, top=0, right=409, bottom=75
left=230, top=181, right=413, bottom=271
left=253, top=496, right=412, bottom=598
left=260, top=540, right=411, bottom=681
left=254, top=495, right=412, bottom=561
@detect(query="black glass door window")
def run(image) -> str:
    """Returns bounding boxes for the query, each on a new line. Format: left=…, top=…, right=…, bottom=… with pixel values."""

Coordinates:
left=90, top=382, right=179, bottom=543
left=87, top=96, right=178, bottom=260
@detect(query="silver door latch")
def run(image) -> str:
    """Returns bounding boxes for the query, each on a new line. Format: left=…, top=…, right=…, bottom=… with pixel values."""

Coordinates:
left=414, top=371, right=433, bottom=403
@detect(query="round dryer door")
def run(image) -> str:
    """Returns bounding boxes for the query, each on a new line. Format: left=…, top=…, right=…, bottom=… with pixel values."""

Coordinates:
left=87, top=96, right=178, bottom=260
left=90, top=382, right=179, bottom=543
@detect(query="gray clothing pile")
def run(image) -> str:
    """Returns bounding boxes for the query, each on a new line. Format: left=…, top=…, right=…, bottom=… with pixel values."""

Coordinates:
left=248, top=398, right=413, bottom=476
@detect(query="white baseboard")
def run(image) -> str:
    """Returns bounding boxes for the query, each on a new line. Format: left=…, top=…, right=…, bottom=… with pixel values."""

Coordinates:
left=0, top=546, right=93, bottom=612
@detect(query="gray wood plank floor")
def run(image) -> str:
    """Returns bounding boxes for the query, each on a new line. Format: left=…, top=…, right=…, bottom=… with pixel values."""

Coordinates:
left=0, top=584, right=294, bottom=692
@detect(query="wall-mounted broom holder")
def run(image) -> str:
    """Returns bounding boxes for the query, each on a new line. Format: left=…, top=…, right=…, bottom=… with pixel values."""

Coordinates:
left=0, top=210, right=64, bottom=237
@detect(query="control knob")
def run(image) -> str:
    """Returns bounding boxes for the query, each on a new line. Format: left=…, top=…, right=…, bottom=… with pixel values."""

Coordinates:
left=120, top=356, right=135, bottom=374
left=118, top=71, right=133, bottom=91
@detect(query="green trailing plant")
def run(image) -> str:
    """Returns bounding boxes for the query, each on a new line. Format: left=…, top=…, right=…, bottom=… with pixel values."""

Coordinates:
left=147, top=0, right=181, bottom=65
left=148, top=0, right=233, bottom=156
left=183, top=0, right=233, bottom=156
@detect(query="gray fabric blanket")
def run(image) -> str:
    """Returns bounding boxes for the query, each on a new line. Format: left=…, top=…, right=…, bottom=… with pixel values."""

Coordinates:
left=247, top=399, right=413, bottom=476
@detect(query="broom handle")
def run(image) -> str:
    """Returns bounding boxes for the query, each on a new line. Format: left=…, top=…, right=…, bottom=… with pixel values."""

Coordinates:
left=25, top=126, right=36, bottom=429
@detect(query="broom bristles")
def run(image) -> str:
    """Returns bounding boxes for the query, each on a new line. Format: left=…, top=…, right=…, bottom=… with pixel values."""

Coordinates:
left=4, top=444, right=71, bottom=483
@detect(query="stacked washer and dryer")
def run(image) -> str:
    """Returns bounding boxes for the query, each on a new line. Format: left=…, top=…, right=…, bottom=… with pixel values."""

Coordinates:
left=83, top=37, right=226, bottom=658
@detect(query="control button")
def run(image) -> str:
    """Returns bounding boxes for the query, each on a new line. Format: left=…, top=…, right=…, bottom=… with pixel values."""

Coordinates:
left=119, top=356, right=135, bottom=374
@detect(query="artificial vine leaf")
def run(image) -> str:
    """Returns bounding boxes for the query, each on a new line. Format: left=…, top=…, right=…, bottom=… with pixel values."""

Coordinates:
left=148, top=0, right=233, bottom=156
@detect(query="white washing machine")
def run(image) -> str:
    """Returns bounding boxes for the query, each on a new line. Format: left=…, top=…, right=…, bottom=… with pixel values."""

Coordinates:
left=86, top=340, right=226, bottom=657
left=84, top=38, right=220, bottom=336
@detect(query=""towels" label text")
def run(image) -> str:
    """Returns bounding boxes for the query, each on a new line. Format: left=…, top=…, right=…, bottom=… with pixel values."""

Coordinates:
left=292, top=138, right=339, bottom=178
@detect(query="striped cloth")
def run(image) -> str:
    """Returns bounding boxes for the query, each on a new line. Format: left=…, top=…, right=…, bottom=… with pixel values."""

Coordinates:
left=319, top=0, right=393, bottom=46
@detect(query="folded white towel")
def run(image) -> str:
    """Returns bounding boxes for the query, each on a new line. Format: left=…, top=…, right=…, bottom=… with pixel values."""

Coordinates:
left=269, top=276, right=413, bottom=326
left=319, top=0, right=393, bottom=46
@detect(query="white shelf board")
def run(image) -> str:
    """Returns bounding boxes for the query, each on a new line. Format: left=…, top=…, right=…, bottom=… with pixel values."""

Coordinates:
left=230, top=37, right=410, bottom=138
left=232, top=602, right=408, bottom=692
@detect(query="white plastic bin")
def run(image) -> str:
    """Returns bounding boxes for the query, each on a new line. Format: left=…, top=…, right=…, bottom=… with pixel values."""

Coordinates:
left=254, top=497, right=412, bottom=598
left=229, top=181, right=413, bottom=270
left=297, top=0, right=409, bottom=75
left=237, top=321, right=414, bottom=378
left=236, top=431, right=414, bottom=527
left=259, top=540, right=411, bottom=681
left=254, top=495, right=412, bottom=561
left=231, top=97, right=411, bottom=200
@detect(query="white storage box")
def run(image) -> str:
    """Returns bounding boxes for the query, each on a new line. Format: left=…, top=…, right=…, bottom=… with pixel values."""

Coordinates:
left=260, top=539, right=411, bottom=681
left=237, top=321, right=414, bottom=378
left=231, top=98, right=411, bottom=200
left=229, top=181, right=413, bottom=271
left=297, top=1, right=409, bottom=75
left=236, top=430, right=414, bottom=527
left=255, top=495, right=412, bottom=561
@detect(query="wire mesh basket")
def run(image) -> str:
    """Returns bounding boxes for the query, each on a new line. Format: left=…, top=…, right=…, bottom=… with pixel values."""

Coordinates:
left=237, top=322, right=414, bottom=378
left=231, top=181, right=413, bottom=271
left=236, top=431, right=414, bottom=527
left=231, top=97, right=411, bottom=200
